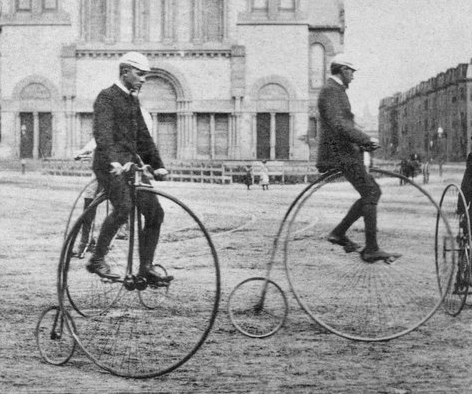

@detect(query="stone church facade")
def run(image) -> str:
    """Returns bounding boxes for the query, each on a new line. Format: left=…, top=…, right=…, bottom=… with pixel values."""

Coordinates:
left=0, top=0, right=345, bottom=162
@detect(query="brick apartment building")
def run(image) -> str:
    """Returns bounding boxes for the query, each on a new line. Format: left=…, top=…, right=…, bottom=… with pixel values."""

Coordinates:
left=379, top=60, right=472, bottom=162
left=0, top=0, right=345, bottom=163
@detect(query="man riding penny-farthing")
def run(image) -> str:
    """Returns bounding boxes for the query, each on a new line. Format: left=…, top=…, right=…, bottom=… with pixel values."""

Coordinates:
left=228, top=54, right=455, bottom=342
left=36, top=52, right=220, bottom=378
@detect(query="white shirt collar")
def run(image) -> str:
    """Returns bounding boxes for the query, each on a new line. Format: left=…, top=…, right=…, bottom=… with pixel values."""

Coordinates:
left=115, top=80, right=131, bottom=95
left=329, top=75, right=345, bottom=87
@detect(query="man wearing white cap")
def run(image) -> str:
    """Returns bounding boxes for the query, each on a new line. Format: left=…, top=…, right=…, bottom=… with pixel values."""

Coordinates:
left=317, top=53, right=401, bottom=263
left=87, top=51, right=173, bottom=283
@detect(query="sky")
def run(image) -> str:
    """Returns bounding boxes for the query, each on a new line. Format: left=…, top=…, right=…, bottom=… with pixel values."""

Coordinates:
left=343, top=0, right=472, bottom=118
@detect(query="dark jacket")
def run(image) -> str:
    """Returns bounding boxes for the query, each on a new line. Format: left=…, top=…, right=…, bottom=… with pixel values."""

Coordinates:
left=92, top=84, right=164, bottom=174
left=316, top=78, right=371, bottom=171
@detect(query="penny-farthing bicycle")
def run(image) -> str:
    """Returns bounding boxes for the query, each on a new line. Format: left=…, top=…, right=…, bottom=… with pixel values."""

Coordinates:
left=436, top=183, right=472, bottom=316
left=228, top=153, right=455, bottom=342
left=36, top=163, right=220, bottom=378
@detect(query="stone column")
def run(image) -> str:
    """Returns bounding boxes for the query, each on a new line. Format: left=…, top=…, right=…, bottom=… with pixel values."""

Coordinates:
left=270, top=112, right=276, bottom=160
left=62, top=97, right=75, bottom=158
left=251, top=113, right=257, bottom=159
left=33, top=113, right=39, bottom=159
left=210, top=114, right=215, bottom=159
left=230, top=97, right=242, bottom=159
left=151, top=112, right=158, bottom=145
left=290, top=113, right=295, bottom=159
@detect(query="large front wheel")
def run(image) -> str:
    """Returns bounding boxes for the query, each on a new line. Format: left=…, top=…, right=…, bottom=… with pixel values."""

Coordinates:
left=59, top=187, right=220, bottom=378
left=284, top=169, right=454, bottom=341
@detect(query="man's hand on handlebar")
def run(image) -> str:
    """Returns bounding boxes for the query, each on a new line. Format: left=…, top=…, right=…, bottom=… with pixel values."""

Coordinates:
left=110, top=162, right=134, bottom=176
left=153, top=168, right=168, bottom=181
left=110, top=162, right=168, bottom=180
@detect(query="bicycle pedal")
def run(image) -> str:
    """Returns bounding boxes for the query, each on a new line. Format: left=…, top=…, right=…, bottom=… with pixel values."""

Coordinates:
left=100, top=277, right=122, bottom=284
left=148, top=281, right=170, bottom=289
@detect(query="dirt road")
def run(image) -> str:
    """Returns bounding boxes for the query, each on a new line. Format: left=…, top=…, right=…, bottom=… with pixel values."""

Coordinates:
left=1, top=169, right=471, bottom=393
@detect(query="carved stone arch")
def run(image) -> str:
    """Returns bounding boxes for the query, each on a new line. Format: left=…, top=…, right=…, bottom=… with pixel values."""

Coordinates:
left=146, top=63, right=192, bottom=102
left=12, top=75, right=60, bottom=101
left=309, top=32, right=335, bottom=56
left=249, top=75, right=297, bottom=101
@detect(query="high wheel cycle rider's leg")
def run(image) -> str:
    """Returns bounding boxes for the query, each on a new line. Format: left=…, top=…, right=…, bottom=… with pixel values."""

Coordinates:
left=329, top=160, right=401, bottom=263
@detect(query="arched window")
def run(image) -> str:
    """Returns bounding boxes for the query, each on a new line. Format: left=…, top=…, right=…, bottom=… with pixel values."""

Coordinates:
left=80, top=0, right=118, bottom=43
left=310, top=44, right=325, bottom=89
left=203, top=0, right=223, bottom=41
left=89, top=0, right=106, bottom=41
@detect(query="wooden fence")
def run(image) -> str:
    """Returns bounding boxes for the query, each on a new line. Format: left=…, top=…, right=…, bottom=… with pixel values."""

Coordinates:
left=41, top=159, right=321, bottom=184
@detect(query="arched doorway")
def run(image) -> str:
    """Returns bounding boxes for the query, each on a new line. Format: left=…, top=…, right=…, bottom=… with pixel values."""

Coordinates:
left=18, top=82, right=53, bottom=159
left=256, top=83, right=290, bottom=160
left=140, top=77, right=178, bottom=161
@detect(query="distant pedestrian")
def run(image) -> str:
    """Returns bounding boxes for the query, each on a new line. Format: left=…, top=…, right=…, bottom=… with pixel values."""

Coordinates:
left=422, top=159, right=430, bottom=184
left=244, top=165, right=253, bottom=190
left=260, top=160, right=269, bottom=190
left=21, top=158, right=26, bottom=174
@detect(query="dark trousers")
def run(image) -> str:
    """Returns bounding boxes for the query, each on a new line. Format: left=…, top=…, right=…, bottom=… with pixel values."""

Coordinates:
left=460, top=152, right=472, bottom=215
left=333, top=161, right=381, bottom=251
left=94, top=170, right=164, bottom=266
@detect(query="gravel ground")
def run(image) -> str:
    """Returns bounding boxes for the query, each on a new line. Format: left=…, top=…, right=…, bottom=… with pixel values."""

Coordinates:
left=1, top=168, right=471, bottom=393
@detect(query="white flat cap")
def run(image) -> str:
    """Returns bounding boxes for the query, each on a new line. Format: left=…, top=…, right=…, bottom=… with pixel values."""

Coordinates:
left=331, top=53, right=357, bottom=71
left=119, top=52, right=151, bottom=72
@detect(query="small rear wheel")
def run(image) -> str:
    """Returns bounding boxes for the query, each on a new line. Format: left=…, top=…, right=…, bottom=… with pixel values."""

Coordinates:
left=227, top=277, right=288, bottom=338
left=35, top=306, right=76, bottom=365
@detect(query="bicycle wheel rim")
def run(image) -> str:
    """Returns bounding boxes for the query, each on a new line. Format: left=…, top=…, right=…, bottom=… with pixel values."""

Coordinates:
left=227, top=277, right=288, bottom=338
left=61, top=187, right=220, bottom=378
left=60, top=193, right=126, bottom=318
left=436, top=184, right=471, bottom=315
left=35, top=306, right=76, bottom=365
left=284, top=168, right=454, bottom=341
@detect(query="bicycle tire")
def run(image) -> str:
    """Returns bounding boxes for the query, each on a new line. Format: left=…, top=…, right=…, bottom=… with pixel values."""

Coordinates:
left=227, top=277, right=288, bottom=338
left=436, top=184, right=471, bottom=315
left=63, top=179, right=99, bottom=239
left=59, top=186, right=220, bottom=378
left=59, top=193, right=126, bottom=318
left=35, top=306, right=76, bottom=365
left=284, top=168, right=454, bottom=341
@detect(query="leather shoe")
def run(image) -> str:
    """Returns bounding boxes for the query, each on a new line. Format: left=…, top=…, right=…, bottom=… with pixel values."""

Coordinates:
left=72, top=242, right=88, bottom=259
left=140, top=266, right=174, bottom=286
left=327, top=232, right=361, bottom=253
left=361, top=248, right=402, bottom=263
left=86, top=257, right=121, bottom=280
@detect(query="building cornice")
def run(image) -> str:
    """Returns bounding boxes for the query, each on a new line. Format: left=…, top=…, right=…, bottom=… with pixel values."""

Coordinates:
left=75, top=47, right=233, bottom=59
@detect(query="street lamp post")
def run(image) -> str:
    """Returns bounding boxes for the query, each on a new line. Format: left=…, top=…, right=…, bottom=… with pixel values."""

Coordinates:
left=437, top=127, right=447, bottom=178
